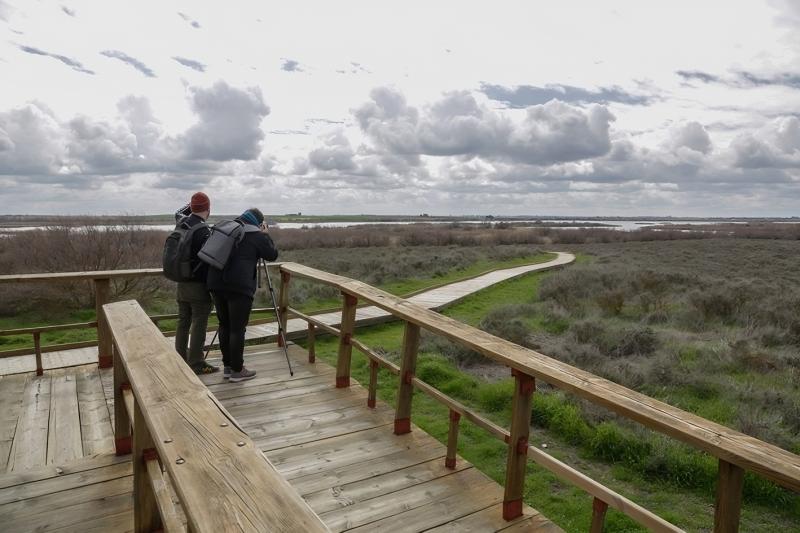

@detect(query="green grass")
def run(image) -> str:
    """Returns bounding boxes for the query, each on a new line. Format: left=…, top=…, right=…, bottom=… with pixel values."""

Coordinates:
left=295, top=266, right=799, bottom=532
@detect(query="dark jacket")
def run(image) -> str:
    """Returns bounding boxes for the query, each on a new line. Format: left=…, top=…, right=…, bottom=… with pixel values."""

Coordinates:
left=177, top=213, right=211, bottom=283
left=206, top=221, right=278, bottom=298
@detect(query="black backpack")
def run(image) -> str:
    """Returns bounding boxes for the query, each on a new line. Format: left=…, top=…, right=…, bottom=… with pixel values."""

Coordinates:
left=162, top=218, right=207, bottom=282
left=197, top=220, right=247, bottom=270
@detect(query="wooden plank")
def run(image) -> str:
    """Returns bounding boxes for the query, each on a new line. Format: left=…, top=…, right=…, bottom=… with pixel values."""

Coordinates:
left=76, top=369, right=115, bottom=456
left=46, top=372, right=83, bottom=465
left=8, top=374, right=51, bottom=471
left=0, top=451, right=128, bottom=491
left=249, top=403, right=394, bottom=451
left=714, top=459, right=744, bottom=533
left=94, top=278, right=112, bottom=367
left=213, top=372, right=337, bottom=405
left=0, top=480, right=133, bottom=532
left=303, top=458, right=472, bottom=515
left=280, top=261, right=800, bottom=492
left=321, top=468, right=499, bottom=532
left=230, top=390, right=366, bottom=426
left=0, top=374, right=27, bottom=471
left=104, top=300, right=328, bottom=532
left=49, top=509, right=134, bottom=533
left=0, top=475, right=132, bottom=524
left=0, top=321, right=97, bottom=336
left=426, top=503, right=562, bottom=532
left=268, top=423, right=442, bottom=479
left=0, top=460, right=131, bottom=505
left=0, top=268, right=162, bottom=283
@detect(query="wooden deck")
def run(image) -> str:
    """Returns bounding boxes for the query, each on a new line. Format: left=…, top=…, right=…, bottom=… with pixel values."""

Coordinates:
left=0, top=343, right=561, bottom=532
left=0, top=253, right=575, bottom=376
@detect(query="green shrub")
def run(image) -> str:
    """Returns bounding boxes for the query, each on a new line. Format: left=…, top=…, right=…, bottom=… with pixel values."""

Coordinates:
left=477, top=380, right=515, bottom=413
left=589, top=422, right=651, bottom=463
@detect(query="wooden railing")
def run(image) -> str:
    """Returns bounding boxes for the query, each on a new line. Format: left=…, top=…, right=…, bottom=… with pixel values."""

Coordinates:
left=0, top=269, right=275, bottom=374
left=277, top=262, right=800, bottom=533
left=103, top=299, right=328, bottom=532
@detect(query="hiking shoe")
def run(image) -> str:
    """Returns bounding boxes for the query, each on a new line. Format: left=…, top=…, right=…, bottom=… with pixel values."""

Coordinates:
left=193, top=362, right=219, bottom=375
left=229, top=367, right=256, bottom=383
left=223, top=366, right=232, bottom=380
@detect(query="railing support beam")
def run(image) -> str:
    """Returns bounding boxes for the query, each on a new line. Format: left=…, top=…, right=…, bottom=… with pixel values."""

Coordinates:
left=277, top=271, right=291, bottom=347
left=133, top=401, right=160, bottom=533
left=446, top=410, right=461, bottom=469
left=113, top=344, right=132, bottom=455
left=367, top=360, right=378, bottom=408
left=394, top=322, right=420, bottom=435
left=714, top=459, right=744, bottom=533
left=307, top=322, right=316, bottom=363
left=590, top=497, right=609, bottom=533
left=503, top=369, right=535, bottom=520
left=94, top=278, right=112, bottom=368
left=33, top=332, right=43, bottom=376
left=336, top=292, right=358, bottom=388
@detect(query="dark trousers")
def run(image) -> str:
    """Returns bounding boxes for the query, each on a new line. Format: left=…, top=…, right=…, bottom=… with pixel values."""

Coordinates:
left=175, top=282, right=213, bottom=368
left=211, top=290, right=253, bottom=372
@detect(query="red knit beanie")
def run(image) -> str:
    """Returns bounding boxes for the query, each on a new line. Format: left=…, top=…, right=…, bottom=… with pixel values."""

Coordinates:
left=190, top=192, right=210, bottom=213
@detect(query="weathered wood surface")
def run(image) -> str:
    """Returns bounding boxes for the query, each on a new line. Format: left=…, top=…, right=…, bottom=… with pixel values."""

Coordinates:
left=104, top=300, right=328, bottom=532
left=0, top=342, right=559, bottom=531
left=0, top=366, right=115, bottom=473
left=0, top=268, right=163, bottom=283
left=0, top=253, right=573, bottom=375
left=198, top=344, right=560, bottom=532
left=279, top=261, right=800, bottom=493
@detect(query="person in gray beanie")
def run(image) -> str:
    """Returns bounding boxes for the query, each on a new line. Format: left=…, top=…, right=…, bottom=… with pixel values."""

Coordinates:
left=206, top=208, right=278, bottom=382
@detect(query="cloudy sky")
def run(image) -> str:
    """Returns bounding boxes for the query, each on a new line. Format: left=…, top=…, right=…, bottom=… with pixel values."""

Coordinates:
left=1, top=0, right=799, bottom=216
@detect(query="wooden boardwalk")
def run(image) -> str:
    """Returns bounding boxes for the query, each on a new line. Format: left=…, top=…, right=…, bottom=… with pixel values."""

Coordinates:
left=0, top=253, right=574, bottom=376
left=0, top=343, right=561, bottom=532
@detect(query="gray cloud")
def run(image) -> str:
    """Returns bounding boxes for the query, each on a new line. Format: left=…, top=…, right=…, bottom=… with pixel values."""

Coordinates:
left=354, top=87, right=615, bottom=165
left=676, top=70, right=721, bottom=84
left=281, top=59, right=303, bottom=72
left=731, top=116, right=800, bottom=168
left=677, top=68, right=800, bottom=90
left=178, top=12, right=201, bottom=29
left=61, top=5, right=75, bottom=17
left=480, top=82, right=652, bottom=107
left=0, top=0, right=12, bottom=21
left=173, top=56, right=206, bottom=72
left=308, top=131, right=356, bottom=171
left=19, top=45, right=94, bottom=75
left=181, top=81, right=270, bottom=161
left=671, top=122, right=712, bottom=154
left=100, top=50, right=156, bottom=77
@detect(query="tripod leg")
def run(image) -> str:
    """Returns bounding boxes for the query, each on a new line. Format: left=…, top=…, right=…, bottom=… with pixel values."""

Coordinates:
left=204, top=329, right=218, bottom=360
left=262, top=261, right=294, bottom=376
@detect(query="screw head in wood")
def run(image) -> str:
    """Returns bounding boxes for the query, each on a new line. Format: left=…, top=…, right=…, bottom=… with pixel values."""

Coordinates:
left=237, top=441, right=245, bottom=447
left=164, top=438, right=173, bottom=443
left=220, top=422, right=228, bottom=427
left=176, top=458, right=185, bottom=465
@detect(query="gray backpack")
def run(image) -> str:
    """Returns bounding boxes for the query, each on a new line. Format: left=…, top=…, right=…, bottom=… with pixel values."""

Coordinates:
left=197, top=220, right=245, bottom=270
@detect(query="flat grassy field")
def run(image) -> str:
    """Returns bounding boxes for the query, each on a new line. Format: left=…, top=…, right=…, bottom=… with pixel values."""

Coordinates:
left=296, top=239, right=800, bottom=532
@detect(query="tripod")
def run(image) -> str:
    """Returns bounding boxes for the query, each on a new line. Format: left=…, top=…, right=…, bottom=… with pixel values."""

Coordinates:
left=203, top=261, right=294, bottom=376
left=259, top=260, right=294, bottom=376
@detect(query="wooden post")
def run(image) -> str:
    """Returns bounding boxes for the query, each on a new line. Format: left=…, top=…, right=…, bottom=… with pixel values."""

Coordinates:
left=394, top=322, right=420, bottom=435
left=307, top=322, right=316, bottom=363
left=367, top=360, right=378, bottom=408
left=113, top=344, right=132, bottom=455
left=445, top=409, right=461, bottom=469
left=133, top=400, right=160, bottom=533
left=336, top=292, right=358, bottom=388
left=590, top=497, right=609, bottom=533
left=33, top=332, right=43, bottom=376
left=714, top=459, right=744, bottom=533
left=94, top=278, right=112, bottom=368
left=277, top=271, right=291, bottom=348
left=503, top=369, right=535, bottom=520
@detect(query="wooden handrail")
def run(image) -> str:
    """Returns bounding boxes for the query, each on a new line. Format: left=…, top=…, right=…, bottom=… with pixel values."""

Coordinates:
left=0, top=268, right=163, bottom=283
left=279, top=262, right=800, bottom=494
left=104, top=299, right=328, bottom=532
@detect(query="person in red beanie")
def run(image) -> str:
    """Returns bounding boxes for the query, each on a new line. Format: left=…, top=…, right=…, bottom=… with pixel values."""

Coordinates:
left=173, top=192, right=218, bottom=374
